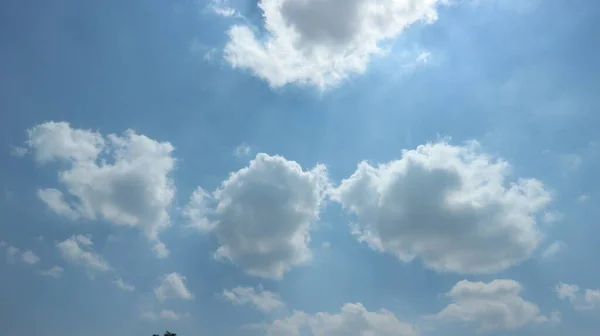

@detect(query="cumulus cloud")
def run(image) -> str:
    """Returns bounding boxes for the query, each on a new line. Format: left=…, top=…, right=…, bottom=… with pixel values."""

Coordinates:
left=223, top=286, right=284, bottom=313
left=26, top=121, right=176, bottom=258
left=154, top=272, right=194, bottom=301
left=41, top=265, right=64, bottom=278
left=224, top=0, right=443, bottom=89
left=263, top=302, right=417, bottom=336
left=432, top=279, right=556, bottom=332
left=332, top=141, right=551, bottom=274
left=556, top=282, right=600, bottom=311
left=56, top=235, right=111, bottom=273
left=21, top=250, right=40, bottom=265
left=113, top=277, right=135, bottom=292
left=184, top=153, right=329, bottom=279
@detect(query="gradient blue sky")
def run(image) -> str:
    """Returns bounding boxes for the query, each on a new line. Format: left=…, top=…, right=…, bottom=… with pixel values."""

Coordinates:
left=1, top=0, right=599, bottom=335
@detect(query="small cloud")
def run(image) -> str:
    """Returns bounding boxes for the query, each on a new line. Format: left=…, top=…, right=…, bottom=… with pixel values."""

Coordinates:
left=56, top=235, right=111, bottom=273
left=577, top=194, right=590, bottom=203
left=541, top=241, right=565, bottom=260
left=154, top=272, right=194, bottom=301
left=208, top=0, right=241, bottom=18
left=416, top=51, right=431, bottom=64
left=321, top=242, right=331, bottom=249
left=222, top=286, right=284, bottom=313
left=152, top=242, right=169, bottom=259
left=21, top=250, right=40, bottom=265
left=542, top=211, right=564, bottom=225
left=41, top=266, right=64, bottom=278
left=160, top=310, right=181, bottom=320
left=234, top=143, right=251, bottom=157
left=10, top=146, right=28, bottom=157
left=114, top=277, right=136, bottom=292
left=6, top=245, right=20, bottom=262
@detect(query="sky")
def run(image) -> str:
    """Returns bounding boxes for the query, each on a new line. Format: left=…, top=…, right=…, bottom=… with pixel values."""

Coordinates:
left=0, top=0, right=599, bottom=335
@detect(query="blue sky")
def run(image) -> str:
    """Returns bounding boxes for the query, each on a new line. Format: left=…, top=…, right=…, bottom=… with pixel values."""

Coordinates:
left=1, top=0, right=599, bottom=335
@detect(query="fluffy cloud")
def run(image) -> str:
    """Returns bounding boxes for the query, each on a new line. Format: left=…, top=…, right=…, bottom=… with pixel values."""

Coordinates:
left=113, top=277, right=135, bottom=292
left=332, top=141, right=551, bottom=274
left=21, top=250, right=40, bottom=265
left=223, top=286, right=284, bottom=313
left=263, top=303, right=417, bottom=336
left=224, top=0, right=442, bottom=89
left=432, top=279, right=556, bottom=332
left=26, top=122, right=176, bottom=258
left=41, top=266, right=64, bottom=278
left=556, top=282, right=600, bottom=311
left=154, top=272, right=194, bottom=301
left=184, top=153, right=329, bottom=279
left=56, top=235, right=111, bottom=273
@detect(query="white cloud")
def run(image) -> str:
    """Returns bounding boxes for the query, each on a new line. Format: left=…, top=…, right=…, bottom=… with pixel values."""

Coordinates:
left=332, top=141, right=551, bottom=274
left=234, top=142, right=251, bottom=157
left=224, top=0, right=443, bottom=89
left=556, top=282, right=600, bottom=311
left=577, top=194, right=590, bottom=203
left=541, top=211, right=564, bottom=224
left=113, top=277, right=135, bottom=292
left=152, top=242, right=169, bottom=259
left=556, top=282, right=579, bottom=301
left=37, top=188, right=79, bottom=220
left=432, top=279, right=555, bottom=332
left=223, top=286, right=284, bottom=313
left=21, top=250, right=40, bottom=265
left=209, top=0, right=239, bottom=17
left=41, top=266, right=64, bottom=278
left=183, top=187, right=215, bottom=231
left=154, top=272, right=194, bottom=301
left=185, top=153, right=329, bottom=279
left=541, top=241, right=565, bottom=259
left=56, top=235, right=111, bottom=273
left=160, top=310, right=182, bottom=320
left=263, top=303, right=417, bottom=336
left=26, top=121, right=176, bottom=257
